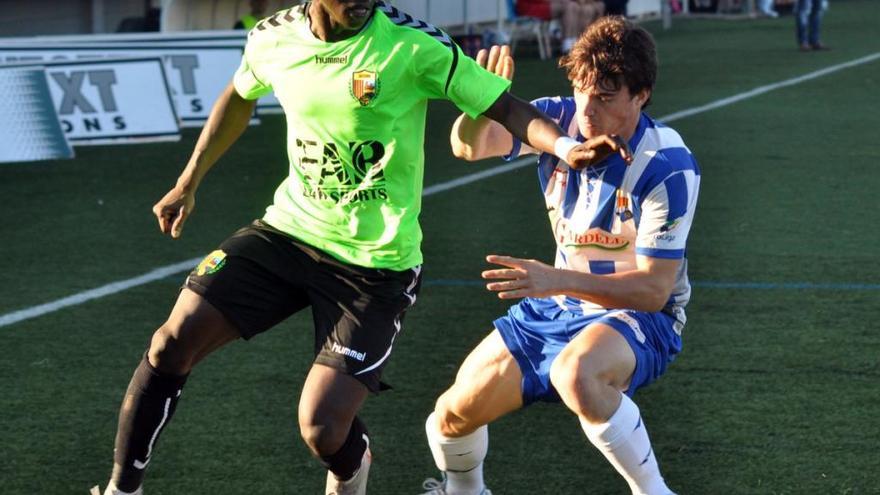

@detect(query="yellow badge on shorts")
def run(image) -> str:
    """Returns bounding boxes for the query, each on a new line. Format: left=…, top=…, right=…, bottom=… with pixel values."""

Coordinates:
left=196, top=250, right=227, bottom=276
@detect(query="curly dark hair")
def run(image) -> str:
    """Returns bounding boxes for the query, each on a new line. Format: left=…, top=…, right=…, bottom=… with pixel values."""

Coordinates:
left=559, top=16, right=657, bottom=107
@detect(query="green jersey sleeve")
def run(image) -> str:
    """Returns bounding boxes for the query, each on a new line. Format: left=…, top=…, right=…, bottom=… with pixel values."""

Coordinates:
left=233, top=36, right=273, bottom=100
left=415, top=42, right=511, bottom=119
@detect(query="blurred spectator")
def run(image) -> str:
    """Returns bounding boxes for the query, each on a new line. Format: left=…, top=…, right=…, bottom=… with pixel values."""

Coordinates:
left=234, top=0, right=269, bottom=30
left=604, top=0, right=629, bottom=15
left=795, top=0, right=828, bottom=50
left=116, top=7, right=161, bottom=32
left=517, top=0, right=605, bottom=53
left=757, top=0, right=779, bottom=17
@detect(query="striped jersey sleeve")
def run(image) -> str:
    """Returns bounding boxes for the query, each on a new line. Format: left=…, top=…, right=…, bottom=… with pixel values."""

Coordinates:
left=626, top=124, right=701, bottom=259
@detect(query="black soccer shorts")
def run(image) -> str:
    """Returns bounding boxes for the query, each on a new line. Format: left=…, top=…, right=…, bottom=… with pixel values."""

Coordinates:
left=184, top=220, right=422, bottom=392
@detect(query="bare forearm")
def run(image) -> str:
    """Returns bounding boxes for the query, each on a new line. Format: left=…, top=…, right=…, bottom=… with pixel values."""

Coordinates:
left=554, top=269, right=672, bottom=312
left=177, top=83, right=256, bottom=192
left=483, top=92, right=565, bottom=156
left=452, top=110, right=520, bottom=161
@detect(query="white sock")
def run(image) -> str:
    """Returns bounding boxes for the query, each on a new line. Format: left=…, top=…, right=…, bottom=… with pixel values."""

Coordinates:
left=425, top=412, right=488, bottom=495
left=580, top=394, right=673, bottom=495
left=103, top=482, right=141, bottom=495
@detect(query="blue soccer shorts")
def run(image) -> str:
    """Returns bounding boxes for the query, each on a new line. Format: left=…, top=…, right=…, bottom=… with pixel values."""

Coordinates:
left=494, top=297, right=683, bottom=405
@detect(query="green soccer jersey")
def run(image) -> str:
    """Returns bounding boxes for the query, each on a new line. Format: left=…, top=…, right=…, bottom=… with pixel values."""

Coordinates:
left=233, top=2, right=511, bottom=270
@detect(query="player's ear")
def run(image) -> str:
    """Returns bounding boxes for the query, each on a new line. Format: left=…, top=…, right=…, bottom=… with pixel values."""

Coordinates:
left=634, top=88, right=651, bottom=108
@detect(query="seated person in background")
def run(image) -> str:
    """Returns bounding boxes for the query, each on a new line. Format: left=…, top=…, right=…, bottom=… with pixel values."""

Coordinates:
left=234, top=0, right=269, bottom=30
left=757, top=0, right=779, bottom=18
left=517, top=0, right=605, bottom=53
left=604, top=0, right=629, bottom=15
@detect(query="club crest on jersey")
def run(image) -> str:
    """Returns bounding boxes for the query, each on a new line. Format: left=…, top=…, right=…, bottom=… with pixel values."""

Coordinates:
left=196, top=250, right=227, bottom=276
left=350, top=70, right=379, bottom=106
left=616, top=190, right=633, bottom=221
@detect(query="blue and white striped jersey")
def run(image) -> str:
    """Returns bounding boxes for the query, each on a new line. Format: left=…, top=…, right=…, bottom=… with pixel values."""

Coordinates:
left=507, top=96, right=701, bottom=328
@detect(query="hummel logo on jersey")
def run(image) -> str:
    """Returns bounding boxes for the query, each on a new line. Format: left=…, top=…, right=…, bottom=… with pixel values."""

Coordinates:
left=315, top=55, right=348, bottom=64
left=331, top=343, right=367, bottom=362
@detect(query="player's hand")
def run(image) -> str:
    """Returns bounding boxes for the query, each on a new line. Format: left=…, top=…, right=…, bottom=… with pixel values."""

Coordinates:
left=482, top=255, right=561, bottom=299
left=152, top=186, right=194, bottom=239
left=475, top=45, right=514, bottom=81
left=566, top=134, right=632, bottom=169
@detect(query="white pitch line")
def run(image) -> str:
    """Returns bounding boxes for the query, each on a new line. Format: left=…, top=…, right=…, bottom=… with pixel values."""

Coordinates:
left=0, top=258, right=203, bottom=328
left=2, top=52, right=878, bottom=329
left=422, top=157, right=534, bottom=196
left=657, top=52, right=880, bottom=123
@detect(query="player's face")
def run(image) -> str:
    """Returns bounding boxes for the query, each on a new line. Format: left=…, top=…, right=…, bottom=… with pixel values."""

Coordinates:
left=572, top=79, right=649, bottom=141
left=317, top=0, right=377, bottom=31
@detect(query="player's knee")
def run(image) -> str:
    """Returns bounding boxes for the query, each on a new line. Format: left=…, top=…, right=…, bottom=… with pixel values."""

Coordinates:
left=433, top=391, right=475, bottom=437
left=299, top=417, right=348, bottom=456
left=148, top=322, right=197, bottom=374
left=433, top=397, right=462, bottom=437
left=550, top=352, right=605, bottom=417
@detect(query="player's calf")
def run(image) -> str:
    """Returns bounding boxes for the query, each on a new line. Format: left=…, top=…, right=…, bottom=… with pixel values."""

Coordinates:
left=580, top=394, right=675, bottom=495
left=107, top=353, right=189, bottom=493
left=309, top=416, right=369, bottom=475
left=318, top=416, right=371, bottom=494
left=423, top=412, right=490, bottom=495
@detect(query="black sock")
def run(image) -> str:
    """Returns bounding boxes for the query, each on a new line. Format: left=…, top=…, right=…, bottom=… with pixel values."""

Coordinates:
left=319, top=416, right=369, bottom=481
left=110, top=353, right=188, bottom=492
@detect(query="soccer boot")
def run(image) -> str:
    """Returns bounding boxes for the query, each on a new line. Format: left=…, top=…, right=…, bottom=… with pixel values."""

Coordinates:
left=325, top=445, right=372, bottom=495
left=419, top=476, right=492, bottom=495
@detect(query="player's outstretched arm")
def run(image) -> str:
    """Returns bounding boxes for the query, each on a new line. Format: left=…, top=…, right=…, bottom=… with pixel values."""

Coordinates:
left=481, top=255, right=678, bottom=312
left=153, top=81, right=256, bottom=238
left=466, top=46, right=631, bottom=168
left=483, top=92, right=631, bottom=169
